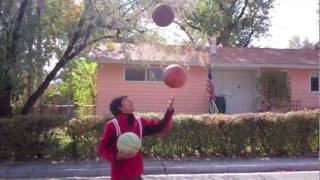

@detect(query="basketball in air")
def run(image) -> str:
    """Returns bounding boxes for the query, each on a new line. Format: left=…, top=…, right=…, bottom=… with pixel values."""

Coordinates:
left=152, top=4, right=175, bottom=27
left=163, top=64, right=186, bottom=88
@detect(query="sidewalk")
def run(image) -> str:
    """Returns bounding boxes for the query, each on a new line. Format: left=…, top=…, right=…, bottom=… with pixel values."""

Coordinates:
left=0, top=158, right=319, bottom=178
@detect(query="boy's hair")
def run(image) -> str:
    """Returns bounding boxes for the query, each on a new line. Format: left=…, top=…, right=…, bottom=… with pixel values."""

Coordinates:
left=109, top=96, right=127, bottom=116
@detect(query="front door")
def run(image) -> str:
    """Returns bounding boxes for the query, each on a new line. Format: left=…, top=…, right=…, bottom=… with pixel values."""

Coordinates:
left=213, top=69, right=257, bottom=114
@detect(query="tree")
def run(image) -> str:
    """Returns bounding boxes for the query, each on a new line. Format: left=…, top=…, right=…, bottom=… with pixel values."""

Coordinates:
left=288, top=36, right=317, bottom=49
left=0, top=0, right=151, bottom=116
left=0, top=1, right=26, bottom=116
left=176, top=0, right=274, bottom=47
left=56, top=58, right=97, bottom=116
left=5, top=0, right=52, bottom=114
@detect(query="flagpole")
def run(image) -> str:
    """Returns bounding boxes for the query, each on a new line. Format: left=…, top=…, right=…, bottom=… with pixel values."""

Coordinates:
left=208, top=37, right=219, bottom=114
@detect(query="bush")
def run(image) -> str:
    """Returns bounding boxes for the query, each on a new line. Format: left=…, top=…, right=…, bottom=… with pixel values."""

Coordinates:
left=0, top=115, right=67, bottom=160
left=66, top=115, right=111, bottom=159
left=142, top=110, right=319, bottom=158
left=0, top=110, right=318, bottom=161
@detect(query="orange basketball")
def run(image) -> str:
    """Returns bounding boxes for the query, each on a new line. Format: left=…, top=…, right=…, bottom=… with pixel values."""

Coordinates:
left=163, top=64, right=186, bottom=88
left=152, top=4, right=175, bottom=27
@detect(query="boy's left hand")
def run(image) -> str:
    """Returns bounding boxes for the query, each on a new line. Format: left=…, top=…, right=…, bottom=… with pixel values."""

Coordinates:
left=168, top=96, right=175, bottom=111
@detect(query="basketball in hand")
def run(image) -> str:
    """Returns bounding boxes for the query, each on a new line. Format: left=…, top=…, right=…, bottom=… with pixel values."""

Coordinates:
left=117, top=132, right=142, bottom=158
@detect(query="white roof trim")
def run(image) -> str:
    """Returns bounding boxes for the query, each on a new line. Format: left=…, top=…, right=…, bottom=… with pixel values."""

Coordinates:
left=92, top=58, right=320, bottom=69
left=93, top=58, right=206, bottom=66
left=212, top=63, right=320, bottom=69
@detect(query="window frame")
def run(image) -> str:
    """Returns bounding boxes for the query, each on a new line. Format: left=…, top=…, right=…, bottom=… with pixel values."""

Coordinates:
left=146, top=67, right=164, bottom=82
left=124, top=66, right=146, bottom=81
left=124, top=65, right=163, bottom=82
left=310, top=72, right=320, bottom=92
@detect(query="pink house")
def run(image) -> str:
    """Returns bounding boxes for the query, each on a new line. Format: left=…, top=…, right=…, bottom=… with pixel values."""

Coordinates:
left=89, top=43, right=319, bottom=115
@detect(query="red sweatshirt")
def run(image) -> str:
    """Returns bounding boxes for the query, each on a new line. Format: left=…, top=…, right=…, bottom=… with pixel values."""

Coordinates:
left=98, top=109, right=174, bottom=180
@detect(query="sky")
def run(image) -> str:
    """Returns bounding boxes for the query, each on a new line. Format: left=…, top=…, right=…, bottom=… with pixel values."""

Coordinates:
left=152, top=0, right=319, bottom=49
left=252, top=0, right=319, bottom=48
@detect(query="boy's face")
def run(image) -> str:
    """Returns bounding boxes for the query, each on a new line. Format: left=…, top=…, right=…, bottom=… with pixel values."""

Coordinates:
left=120, top=97, right=135, bottom=114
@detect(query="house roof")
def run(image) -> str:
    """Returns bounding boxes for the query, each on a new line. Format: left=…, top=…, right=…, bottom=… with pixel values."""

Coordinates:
left=214, top=47, right=319, bottom=67
left=89, top=43, right=210, bottom=66
left=89, top=43, right=320, bottom=68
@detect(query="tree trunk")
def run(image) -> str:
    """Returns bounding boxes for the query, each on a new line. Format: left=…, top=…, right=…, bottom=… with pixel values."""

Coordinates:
left=0, top=86, right=12, bottom=117
left=21, top=57, right=69, bottom=115
left=0, top=0, right=29, bottom=117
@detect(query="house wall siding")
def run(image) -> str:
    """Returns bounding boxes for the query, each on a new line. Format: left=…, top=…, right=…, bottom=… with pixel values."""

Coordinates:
left=96, top=63, right=209, bottom=115
left=288, top=69, right=320, bottom=108
left=260, top=68, right=320, bottom=109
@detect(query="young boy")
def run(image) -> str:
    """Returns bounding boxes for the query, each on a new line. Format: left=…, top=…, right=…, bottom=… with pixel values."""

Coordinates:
left=98, top=96, right=175, bottom=180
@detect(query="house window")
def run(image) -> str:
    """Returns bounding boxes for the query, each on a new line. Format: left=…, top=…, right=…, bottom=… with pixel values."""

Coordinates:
left=125, top=67, right=145, bottom=81
left=147, top=68, right=163, bottom=81
left=125, top=66, right=163, bottom=81
left=311, top=73, right=319, bottom=92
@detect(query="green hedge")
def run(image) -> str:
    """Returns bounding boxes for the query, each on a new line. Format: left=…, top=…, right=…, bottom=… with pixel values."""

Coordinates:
left=143, top=111, right=319, bottom=158
left=66, top=115, right=110, bottom=159
left=0, top=110, right=319, bottom=161
left=0, top=115, right=67, bottom=160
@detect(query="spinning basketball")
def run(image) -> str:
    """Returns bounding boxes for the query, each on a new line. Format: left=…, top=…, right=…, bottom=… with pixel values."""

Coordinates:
left=152, top=4, right=175, bottom=27
left=163, top=64, right=186, bottom=88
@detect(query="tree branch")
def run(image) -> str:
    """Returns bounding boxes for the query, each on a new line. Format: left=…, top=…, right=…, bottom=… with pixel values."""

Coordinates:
left=175, top=21, right=196, bottom=45
left=68, top=23, right=94, bottom=59
left=237, top=0, right=249, bottom=19
left=229, top=0, right=249, bottom=31
left=106, top=0, right=139, bottom=17
left=242, top=27, right=255, bottom=47
left=219, top=3, right=225, bottom=11
left=60, top=4, right=89, bottom=63
left=13, top=0, right=29, bottom=41
left=186, top=23, right=202, bottom=31
left=0, top=1, right=13, bottom=27
left=121, top=1, right=136, bottom=17
left=121, top=0, right=153, bottom=19
left=216, top=0, right=249, bottom=46
left=87, top=35, right=117, bottom=47
left=6, top=0, right=29, bottom=66
left=0, top=10, right=7, bottom=26
left=230, top=0, right=239, bottom=10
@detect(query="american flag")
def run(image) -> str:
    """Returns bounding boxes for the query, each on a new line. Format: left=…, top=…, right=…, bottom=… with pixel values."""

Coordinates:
left=207, top=67, right=215, bottom=102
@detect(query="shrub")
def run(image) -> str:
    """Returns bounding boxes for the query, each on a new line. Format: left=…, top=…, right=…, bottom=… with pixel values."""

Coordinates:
left=0, top=115, right=67, bottom=160
left=0, top=110, right=318, bottom=161
left=142, top=110, right=319, bottom=159
left=66, top=115, right=110, bottom=159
